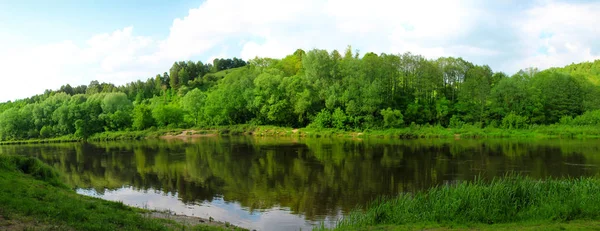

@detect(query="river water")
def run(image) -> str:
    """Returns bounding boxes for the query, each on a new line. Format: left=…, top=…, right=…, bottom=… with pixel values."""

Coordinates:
left=2, top=137, right=599, bottom=230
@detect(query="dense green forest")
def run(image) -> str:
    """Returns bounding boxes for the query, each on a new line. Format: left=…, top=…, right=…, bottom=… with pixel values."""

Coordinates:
left=1, top=47, right=600, bottom=141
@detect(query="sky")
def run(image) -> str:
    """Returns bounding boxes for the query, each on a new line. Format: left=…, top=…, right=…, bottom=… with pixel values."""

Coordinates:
left=0, top=0, right=599, bottom=102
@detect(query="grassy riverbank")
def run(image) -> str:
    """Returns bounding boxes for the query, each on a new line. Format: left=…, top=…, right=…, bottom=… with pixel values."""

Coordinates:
left=0, top=154, right=245, bottom=231
left=0, top=135, right=82, bottom=145
left=89, top=124, right=600, bottom=141
left=322, top=176, right=600, bottom=230
left=2, top=124, right=600, bottom=144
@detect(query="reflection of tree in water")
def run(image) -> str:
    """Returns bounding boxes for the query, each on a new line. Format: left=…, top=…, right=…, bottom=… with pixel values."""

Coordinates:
left=3, top=138, right=600, bottom=220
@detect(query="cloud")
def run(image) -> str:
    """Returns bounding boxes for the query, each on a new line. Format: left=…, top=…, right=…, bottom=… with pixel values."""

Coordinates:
left=0, top=27, right=164, bottom=102
left=511, top=1, right=600, bottom=71
left=1, top=0, right=599, bottom=102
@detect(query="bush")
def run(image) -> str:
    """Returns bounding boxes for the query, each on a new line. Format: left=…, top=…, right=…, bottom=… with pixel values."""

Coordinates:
left=40, top=126, right=53, bottom=138
left=559, top=116, right=574, bottom=125
left=380, top=108, right=404, bottom=128
left=502, top=113, right=528, bottom=129
left=571, top=110, right=600, bottom=126
left=331, top=108, right=347, bottom=130
left=310, top=109, right=332, bottom=129
left=449, top=115, right=464, bottom=129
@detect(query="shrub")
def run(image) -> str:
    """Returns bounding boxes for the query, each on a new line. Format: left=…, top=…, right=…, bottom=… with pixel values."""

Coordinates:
left=502, top=113, right=528, bottom=129
left=331, top=108, right=347, bottom=130
left=559, top=116, right=574, bottom=125
left=310, top=109, right=332, bottom=129
left=40, top=126, right=53, bottom=138
left=571, top=110, right=600, bottom=126
left=380, top=108, right=404, bottom=128
left=449, top=115, right=465, bottom=129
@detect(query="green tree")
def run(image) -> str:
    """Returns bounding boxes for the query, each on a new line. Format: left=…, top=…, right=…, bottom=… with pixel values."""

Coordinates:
left=178, top=68, right=190, bottom=86
left=533, top=71, right=584, bottom=124
left=40, top=126, right=53, bottom=138
left=182, top=89, right=206, bottom=126
left=152, top=104, right=184, bottom=127
left=132, top=104, right=155, bottom=130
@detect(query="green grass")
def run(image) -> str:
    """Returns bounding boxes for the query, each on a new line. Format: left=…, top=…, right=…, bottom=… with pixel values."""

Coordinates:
left=364, top=124, right=600, bottom=139
left=87, top=129, right=168, bottom=141
left=84, top=124, right=600, bottom=141
left=0, top=154, right=244, bottom=231
left=321, top=176, right=600, bottom=230
left=331, top=220, right=600, bottom=230
left=0, top=135, right=82, bottom=145
left=4, top=124, right=600, bottom=145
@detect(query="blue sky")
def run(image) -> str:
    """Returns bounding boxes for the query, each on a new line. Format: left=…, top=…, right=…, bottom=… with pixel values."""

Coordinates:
left=0, top=1, right=192, bottom=42
left=1, top=0, right=599, bottom=102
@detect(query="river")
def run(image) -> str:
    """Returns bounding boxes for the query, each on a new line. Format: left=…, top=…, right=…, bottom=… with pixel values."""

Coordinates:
left=2, top=137, right=599, bottom=230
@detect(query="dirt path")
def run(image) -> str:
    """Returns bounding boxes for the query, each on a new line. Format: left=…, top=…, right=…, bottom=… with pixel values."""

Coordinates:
left=147, top=212, right=248, bottom=230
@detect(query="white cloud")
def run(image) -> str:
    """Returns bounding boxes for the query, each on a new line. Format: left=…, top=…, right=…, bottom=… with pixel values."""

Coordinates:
left=1, top=0, right=599, bottom=102
left=511, top=1, right=600, bottom=71
left=0, top=27, right=163, bottom=102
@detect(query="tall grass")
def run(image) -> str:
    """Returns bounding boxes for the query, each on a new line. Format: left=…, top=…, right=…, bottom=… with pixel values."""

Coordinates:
left=0, top=155, right=63, bottom=187
left=332, top=176, right=600, bottom=230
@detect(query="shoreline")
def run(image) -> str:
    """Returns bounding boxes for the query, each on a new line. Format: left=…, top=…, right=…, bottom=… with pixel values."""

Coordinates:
left=2, top=124, right=600, bottom=145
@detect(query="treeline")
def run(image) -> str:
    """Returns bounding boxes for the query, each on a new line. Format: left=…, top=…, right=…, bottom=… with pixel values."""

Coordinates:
left=1, top=47, right=599, bottom=140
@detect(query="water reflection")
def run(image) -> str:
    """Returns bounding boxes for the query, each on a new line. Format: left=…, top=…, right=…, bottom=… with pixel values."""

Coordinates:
left=77, top=187, right=330, bottom=230
left=1, top=137, right=599, bottom=230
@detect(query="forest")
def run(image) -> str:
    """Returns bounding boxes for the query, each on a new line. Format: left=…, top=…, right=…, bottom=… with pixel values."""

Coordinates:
left=1, top=47, right=600, bottom=141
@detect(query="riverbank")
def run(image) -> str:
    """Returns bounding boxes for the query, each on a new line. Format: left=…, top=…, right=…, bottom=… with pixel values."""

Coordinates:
left=2, top=124, right=600, bottom=145
left=321, top=176, right=600, bottom=231
left=0, top=155, right=246, bottom=231
left=89, top=124, right=600, bottom=141
left=0, top=135, right=82, bottom=145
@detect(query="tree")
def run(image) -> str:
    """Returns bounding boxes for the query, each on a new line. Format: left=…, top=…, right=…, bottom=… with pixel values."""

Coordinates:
left=40, top=126, right=52, bottom=138
left=203, top=68, right=255, bottom=125
left=74, top=119, right=91, bottom=139
left=457, top=65, right=493, bottom=123
left=102, top=93, right=132, bottom=114
left=178, top=68, right=190, bottom=86
left=250, top=69, right=294, bottom=125
left=132, top=104, right=155, bottom=130
left=533, top=71, right=584, bottom=123
left=152, top=104, right=184, bottom=127
left=182, top=89, right=206, bottom=126
left=169, top=63, right=181, bottom=89
left=489, top=73, right=543, bottom=124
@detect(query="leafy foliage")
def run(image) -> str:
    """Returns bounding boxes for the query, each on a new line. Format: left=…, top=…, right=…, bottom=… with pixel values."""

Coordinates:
left=0, top=47, right=598, bottom=141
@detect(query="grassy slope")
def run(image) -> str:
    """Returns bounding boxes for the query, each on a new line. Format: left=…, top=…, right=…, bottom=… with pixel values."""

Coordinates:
left=323, top=176, right=600, bottom=231
left=0, top=155, right=243, bottom=231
